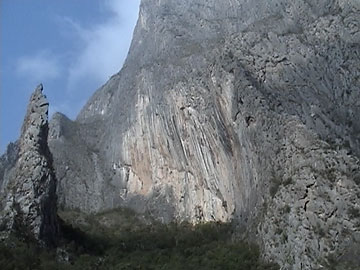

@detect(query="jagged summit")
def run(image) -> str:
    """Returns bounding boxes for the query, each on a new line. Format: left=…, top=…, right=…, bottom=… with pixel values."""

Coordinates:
left=1, top=0, right=360, bottom=268
left=20, top=84, right=49, bottom=149
left=0, top=84, right=59, bottom=247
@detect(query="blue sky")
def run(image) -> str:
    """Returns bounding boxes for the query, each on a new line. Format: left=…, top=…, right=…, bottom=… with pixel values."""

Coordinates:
left=0, top=0, right=140, bottom=153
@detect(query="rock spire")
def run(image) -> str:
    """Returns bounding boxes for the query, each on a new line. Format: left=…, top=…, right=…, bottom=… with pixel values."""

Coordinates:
left=0, top=84, right=59, bottom=247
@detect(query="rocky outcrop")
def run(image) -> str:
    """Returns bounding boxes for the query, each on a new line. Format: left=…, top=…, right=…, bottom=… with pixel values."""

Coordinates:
left=0, top=84, right=59, bottom=247
left=0, top=142, right=19, bottom=198
left=46, top=0, right=360, bottom=268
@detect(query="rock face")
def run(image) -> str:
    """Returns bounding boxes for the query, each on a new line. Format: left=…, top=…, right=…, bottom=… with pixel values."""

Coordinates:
left=9, top=0, right=358, bottom=268
left=0, top=84, right=58, bottom=247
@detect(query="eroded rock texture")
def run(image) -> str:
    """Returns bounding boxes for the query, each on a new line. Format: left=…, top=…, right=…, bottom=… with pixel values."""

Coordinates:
left=44, top=0, right=360, bottom=268
left=0, top=85, right=58, bottom=247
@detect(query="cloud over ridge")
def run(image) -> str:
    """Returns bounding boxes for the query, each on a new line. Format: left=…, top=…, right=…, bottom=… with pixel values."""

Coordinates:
left=14, top=0, right=140, bottom=118
left=67, top=0, right=141, bottom=92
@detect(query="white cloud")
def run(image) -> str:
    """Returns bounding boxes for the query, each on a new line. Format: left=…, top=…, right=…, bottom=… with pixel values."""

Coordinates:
left=16, top=50, right=61, bottom=82
left=14, top=0, right=140, bottom=120
left=66, top=0, right=140, bottom=92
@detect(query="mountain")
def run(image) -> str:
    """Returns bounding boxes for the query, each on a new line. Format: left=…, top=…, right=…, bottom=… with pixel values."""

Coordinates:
left=0, top=84, right=58, bottom=247
left=1, top=0, right=360, bottom=269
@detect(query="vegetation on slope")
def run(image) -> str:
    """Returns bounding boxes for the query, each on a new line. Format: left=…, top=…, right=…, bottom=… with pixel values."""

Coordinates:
left=0, top=208, right=279, bottom=270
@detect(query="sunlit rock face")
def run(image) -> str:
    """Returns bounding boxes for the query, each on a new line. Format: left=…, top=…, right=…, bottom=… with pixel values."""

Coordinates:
left=0, top=85, right=59, bottom=247
left=47, top=0, right=360, bottom=268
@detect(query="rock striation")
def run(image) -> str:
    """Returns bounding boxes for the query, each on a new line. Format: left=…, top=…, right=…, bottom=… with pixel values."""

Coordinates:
left=1, top=0, right=359, bottom=268
left=47, top=1, right=360, bottom=268
left=46, top=0, right=360, bottom=268
left=0, top=84, right=58, bottom=247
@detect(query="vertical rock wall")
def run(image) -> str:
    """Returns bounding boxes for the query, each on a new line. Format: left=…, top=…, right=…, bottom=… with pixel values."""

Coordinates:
left=47, top=0, right=360, bottom=268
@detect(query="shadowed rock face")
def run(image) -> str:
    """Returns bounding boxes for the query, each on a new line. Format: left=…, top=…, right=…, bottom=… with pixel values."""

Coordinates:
left=21, top=0, right=360, bottom=268
left=0, top=85, right=59, bottom=247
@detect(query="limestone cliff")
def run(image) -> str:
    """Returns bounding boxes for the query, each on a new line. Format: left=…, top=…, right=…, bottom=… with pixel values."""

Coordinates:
left=17, top=0, right=360, bottom=268
left=0, top=84, right=59, bottom=247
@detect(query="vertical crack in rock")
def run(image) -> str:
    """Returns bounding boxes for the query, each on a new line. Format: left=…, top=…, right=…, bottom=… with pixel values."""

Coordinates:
left=0, top=84, right=59, bottom=247
left=45, top=0, right=360, bottom=268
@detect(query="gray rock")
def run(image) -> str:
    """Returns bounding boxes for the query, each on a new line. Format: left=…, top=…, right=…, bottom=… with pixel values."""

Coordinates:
left=0, top=142, right=19, bottom=200
left=0, top=84, right=59, bottom=247
left=1, top=0, right=358, bottom=268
